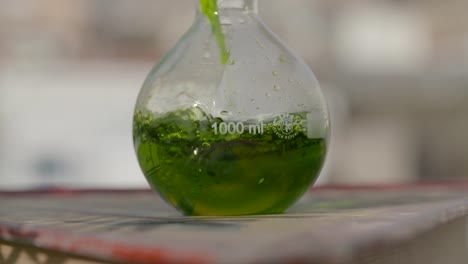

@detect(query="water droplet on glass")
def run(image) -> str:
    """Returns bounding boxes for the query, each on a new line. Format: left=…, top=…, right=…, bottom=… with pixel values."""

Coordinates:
left=220, top=111, right=230, bottom=116
left=273, top=85, right=281, bottom=91
left=255, top=38, right=264, bottom=49
left=251, top=99, right=256, bottom=104
left=256, top=107, right=260, bottom=110
left=265, top=92, right=272, bottom=97
left=221, top=19, right=232, bottom=26
left=259, top=178, right=265, bottom=184
left=229, top=59, right=236, bottom=65
left=288, top=77, right=294, bottom=83
left=279, top=56, right=286, bottom=63
left=272, top=71, right=278, bottom=77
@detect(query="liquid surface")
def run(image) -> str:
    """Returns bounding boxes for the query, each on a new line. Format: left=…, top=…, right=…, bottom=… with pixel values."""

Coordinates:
left=133, top=108, right=326, bottom=216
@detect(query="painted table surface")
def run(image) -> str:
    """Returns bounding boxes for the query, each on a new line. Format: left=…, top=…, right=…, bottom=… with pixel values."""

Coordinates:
left=1, top=183, right=468, bottom=264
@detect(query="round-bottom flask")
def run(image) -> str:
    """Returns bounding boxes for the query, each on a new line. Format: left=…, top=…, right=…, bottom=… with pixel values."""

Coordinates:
left=133, top=0, right=330, bottom=216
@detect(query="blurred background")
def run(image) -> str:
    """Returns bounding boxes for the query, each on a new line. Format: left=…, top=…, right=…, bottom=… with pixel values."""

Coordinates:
left=1, top=0, right=468, bottom=190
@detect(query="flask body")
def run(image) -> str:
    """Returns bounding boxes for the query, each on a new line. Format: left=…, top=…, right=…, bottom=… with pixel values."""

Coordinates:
left=133, top=2, right=329, bottom=215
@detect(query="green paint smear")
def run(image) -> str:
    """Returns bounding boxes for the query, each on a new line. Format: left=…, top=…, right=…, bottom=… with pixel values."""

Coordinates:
left=133, top=107, right=327, bottom=216
left=200, top=0, right=230, bottom=64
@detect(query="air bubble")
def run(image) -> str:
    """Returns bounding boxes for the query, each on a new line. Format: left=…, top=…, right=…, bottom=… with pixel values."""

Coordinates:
left=273, top=85, right=281, bottom=91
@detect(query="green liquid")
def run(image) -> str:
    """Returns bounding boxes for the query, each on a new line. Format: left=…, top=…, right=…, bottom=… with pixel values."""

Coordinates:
left=134, top=108, right=326, bottom=216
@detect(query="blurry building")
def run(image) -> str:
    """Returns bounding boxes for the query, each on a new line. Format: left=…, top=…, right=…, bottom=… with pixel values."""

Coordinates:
left=1, top=0, right=468, bottom=189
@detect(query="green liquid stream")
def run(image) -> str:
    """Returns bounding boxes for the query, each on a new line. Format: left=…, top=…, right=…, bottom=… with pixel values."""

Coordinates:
left=200, top=0, right=230, bottom=64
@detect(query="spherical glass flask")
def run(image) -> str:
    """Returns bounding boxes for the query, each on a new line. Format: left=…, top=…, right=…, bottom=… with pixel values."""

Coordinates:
left=133, top=0, right=330, bottom=216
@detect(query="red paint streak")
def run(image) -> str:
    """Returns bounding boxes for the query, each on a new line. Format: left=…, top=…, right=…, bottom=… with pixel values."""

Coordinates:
left=6, top=229, right=38, bottom=241
left=0, top=224, right=39, bottom=241
left=68, top=238, right=111, bottom=251
left=0, top=188, right=152, bottom=197
left=310, top=180, right=468, bottom=192
left=1, top=181, right=468, bottom=197
left=112, top=244, right=212, bottom=264
left=0, top=224, right=212, bottom=264
left=2, top=181, right=468, bottom=197
left=0, top=226, right=8, bottom=238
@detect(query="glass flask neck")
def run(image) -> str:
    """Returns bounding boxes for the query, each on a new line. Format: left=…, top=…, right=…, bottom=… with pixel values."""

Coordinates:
left=197, top=0, right=258, bottom=15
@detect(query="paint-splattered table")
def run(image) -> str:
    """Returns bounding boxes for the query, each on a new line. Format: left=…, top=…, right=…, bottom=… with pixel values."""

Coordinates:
left=1, top=183, right=468, bottom=264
